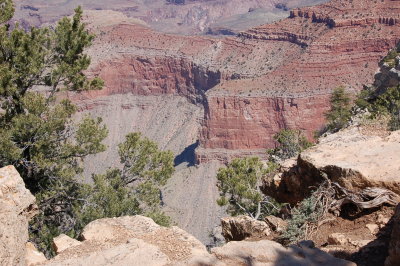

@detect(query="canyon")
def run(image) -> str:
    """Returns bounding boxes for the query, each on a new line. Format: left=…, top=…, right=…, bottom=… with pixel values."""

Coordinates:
left=11, top=0, right=400, bottom=245
left=77, top=0, right=400, bottom=160
left=11, top=0, right=327, bottom=34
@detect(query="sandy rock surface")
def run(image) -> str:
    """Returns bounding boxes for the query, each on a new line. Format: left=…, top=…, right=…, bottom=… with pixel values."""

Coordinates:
left=211, top=240, right=356, bottom=266
left=45, top=216, right=210, bottom=265
left=302, top=127, right=400, bottom=193
left=26, top=242, right=47, bottom=266
left=52, top=234, right=82, bottom=255
left=275, top=127, right=400, bottom=202
left=35, top=215, right=356, bottom=266
left=0, top=166, right=37, bottom=266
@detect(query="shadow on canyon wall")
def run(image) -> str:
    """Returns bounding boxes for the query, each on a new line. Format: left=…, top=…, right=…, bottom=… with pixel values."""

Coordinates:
left=174, top=140, right=199, bottom=167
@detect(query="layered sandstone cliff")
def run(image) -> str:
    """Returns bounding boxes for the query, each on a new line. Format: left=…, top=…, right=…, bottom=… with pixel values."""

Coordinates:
left=77, top=0, right=400, bottom=162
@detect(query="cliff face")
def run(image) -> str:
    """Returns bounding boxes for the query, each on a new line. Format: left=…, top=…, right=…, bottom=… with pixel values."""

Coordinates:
left=88, top=55, right=221, bottom=104
left=196, top=94, right=329, bottom=162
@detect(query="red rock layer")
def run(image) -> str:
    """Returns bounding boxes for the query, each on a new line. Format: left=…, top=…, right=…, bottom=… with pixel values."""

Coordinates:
left=83, top=56, right=221, bottom=104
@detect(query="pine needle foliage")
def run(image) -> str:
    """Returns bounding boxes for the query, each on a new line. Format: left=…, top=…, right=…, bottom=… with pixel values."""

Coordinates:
left=325, top=86, right=352, bottom=132
left=216, top=157, right=280, bottom=220
left=0, top=3, right=175, bottom=257
left=268, top=129, right=312, bottom=161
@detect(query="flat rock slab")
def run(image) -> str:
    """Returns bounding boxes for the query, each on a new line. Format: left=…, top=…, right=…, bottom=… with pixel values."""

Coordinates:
left=301, top=127, right=400, bottom=194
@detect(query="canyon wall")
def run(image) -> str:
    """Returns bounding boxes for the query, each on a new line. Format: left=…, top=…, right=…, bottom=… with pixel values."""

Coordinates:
left=66, top=0, right=400, bottom=244
left=88, top=55, right=222, bottom=103
left=197, top=93, right=330, bottom=162
left=12, top=0, right=327, bottom=34
left=79, top=0, right=400, bottom=160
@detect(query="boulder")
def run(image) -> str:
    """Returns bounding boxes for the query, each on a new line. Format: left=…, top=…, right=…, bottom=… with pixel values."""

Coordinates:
left=377, top=214, right=390, bottom=228
left=221, top=216, right=271, bottom=241
left=366, top=224, right=379, bottom=234
left=0, top=165, right=37, bottom=266
left=328, top=233, right=349, bottom=246
left=46, top=216, right=211, bottom=265
left=52, top=234, right=81, bottom=254
left=211, top=240, right=356, bottom=266
left=264, top=215, right=287, bottom=233
left=386, top=204, right=400, bottom=266
left=273, top=127, right=400, bottom=203
left=25, top=242, right=47, bottom=266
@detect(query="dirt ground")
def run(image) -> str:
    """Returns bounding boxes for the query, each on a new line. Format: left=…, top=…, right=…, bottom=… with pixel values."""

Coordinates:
left=310, top=206, right=395, bottom=266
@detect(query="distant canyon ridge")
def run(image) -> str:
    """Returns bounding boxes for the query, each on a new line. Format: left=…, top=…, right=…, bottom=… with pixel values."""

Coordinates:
left=12, top=0, right=328, bottom=34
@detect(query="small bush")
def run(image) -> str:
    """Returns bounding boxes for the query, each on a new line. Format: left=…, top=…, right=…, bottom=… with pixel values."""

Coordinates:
left=357, top=85, right=400, bottom=131
left=281, top=188, right=325, bottom=244
left=216, top=157, right=281, bottom=220
left=325, top=87, right=352, bottom=132
left=268, top=129, right=313, bottom=161
left=382, top=49, right=399, bottom=68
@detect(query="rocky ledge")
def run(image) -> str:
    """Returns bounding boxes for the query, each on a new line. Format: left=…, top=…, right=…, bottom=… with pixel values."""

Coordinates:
left=269, top=126, right=400, bottom=203
left=0, top=165, right=357, bottom=266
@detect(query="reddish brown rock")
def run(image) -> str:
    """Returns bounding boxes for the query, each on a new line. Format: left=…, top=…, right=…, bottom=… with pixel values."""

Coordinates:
left=198, top=93, right=330, bottom=156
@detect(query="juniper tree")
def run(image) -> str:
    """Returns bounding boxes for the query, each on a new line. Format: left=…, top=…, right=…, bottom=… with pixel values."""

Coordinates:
left=325, top=86, right=352, bottom=131
left=76, top=133, right=174, bottom=231
left=0, top=4, right=106, bottom=255
left=0, top=0, right=14, bottom=23
left=0, top=2, right=175, bottom=256
left=216, top=157, right=280, bottom=220
left=268, top=129, right=312, bottom=161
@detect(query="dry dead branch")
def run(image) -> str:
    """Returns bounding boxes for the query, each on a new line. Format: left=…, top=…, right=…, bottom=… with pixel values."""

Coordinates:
left=329, top=183, right=400, bottom=215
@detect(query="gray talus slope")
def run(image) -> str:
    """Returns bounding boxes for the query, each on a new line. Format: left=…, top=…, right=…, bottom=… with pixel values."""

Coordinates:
left=76, top=93, right=225, bottom=244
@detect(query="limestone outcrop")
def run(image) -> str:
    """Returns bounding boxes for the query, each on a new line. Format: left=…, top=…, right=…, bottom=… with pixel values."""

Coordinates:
left=0, top=166, right=37, bottom=266
left=271, top=127, right=400, bottom=203
left=42, top=216, right=355, bottom=266
left=45, top=216, right=211, bottom=265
